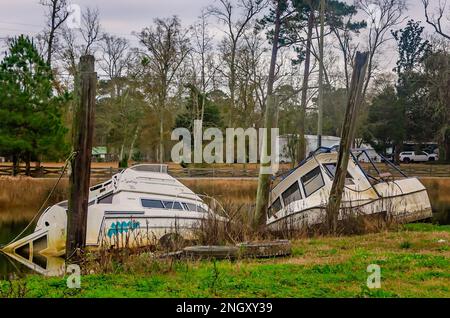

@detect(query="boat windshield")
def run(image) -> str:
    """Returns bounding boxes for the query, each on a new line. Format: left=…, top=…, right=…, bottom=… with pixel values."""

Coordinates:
left=323, top=163, right=355, bottom=185
left=351, top=149, right=407, bottom=183
left=141, top=199, right=207, bottom=212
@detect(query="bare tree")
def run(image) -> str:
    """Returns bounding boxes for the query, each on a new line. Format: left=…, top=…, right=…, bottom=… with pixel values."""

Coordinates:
left=189, top=10, right=217, bottom=123
left=59, top=7, right=101, bottom=78
left=59, top=26, right=78, bottom=76
left=422, top=0, right=450, bottom=40
left=238, top=30, right=271, bottom=122
left=208, top=0, right=268, bottom=126
left=329, top=7, right=366, bottom=92
left=357, top=0, right=406, bottom=97
left=137, top=16, right=191, bottom=163
left=99, top=34, right=131, bottom=96
left=40, top=0, right=69, bottom=66
left=80, top=7, right=101, bottom=56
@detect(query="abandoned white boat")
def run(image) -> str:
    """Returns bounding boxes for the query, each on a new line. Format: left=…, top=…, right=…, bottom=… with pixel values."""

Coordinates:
left=267, top=148, right=433, bottom=231
left=2, top=164, right=222, bottom=269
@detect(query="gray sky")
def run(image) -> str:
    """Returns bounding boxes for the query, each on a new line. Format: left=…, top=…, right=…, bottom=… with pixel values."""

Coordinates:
left=0, top=0, right=213, bottom=40
left=0, top=0, right=443, bottom=38
left=0, top=0, right=448, bottom=72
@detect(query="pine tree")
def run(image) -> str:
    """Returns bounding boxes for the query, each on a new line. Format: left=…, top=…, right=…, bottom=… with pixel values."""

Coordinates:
left=392, top=20, right=433, bottom=161
left=0, top=35, right=68, bottom=175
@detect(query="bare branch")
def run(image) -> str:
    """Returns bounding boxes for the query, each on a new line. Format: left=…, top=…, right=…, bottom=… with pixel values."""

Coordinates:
left=422, top=0, right=450, bottom=40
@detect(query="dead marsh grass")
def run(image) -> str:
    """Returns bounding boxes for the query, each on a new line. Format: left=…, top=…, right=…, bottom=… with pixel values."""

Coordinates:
left=420, top=177, right=450, bottom=223
left=0, top=176, right=448, bottom=229
left=180, top=179, right=257, bottom=205
left=0, top=177, right=106, bottom=222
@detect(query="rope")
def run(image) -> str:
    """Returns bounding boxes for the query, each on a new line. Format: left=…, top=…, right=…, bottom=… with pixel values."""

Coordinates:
left=0, top=151, right=77, bottom=249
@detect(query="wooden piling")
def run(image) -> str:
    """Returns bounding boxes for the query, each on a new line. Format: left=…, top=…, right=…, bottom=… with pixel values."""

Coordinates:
left=326, top=51, right=368, bottom=233
left=66, top=55, right=97, bottom=260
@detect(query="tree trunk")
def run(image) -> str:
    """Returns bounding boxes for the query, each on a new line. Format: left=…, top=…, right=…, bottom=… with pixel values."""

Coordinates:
left=228, top=49, right=236, bottom=127
left=12, top=154, right=19, bottom=176
left=443, top=130, right=450, bottom=162
left=159, top=110, right=165, bottom=163
left=200, top=92, right=206, bottom=123
left=128, top=126, right=140, bottom=162
left=254, top=0, right=282, bottom=228
left=159, top=112, right=164, bottom=163
left=25, top=152, right=31, bottom=176
left=394, top=141, right=402, bottom=165
left=445, top=139, right=450, bottom=162
left=46, top=0, right=58, bottom=66
left=119, top=144, right=124, bottom=162
left=297, top=10, right=314, bottom=163
left=47, top=31, right=55, bottom=66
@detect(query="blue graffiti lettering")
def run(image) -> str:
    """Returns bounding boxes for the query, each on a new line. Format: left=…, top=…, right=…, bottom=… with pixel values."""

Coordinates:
left=107, top=220, right=140, bottom=238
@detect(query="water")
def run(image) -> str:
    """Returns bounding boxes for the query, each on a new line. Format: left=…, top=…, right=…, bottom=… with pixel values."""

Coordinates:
left=0, top=219, right=34, bottom=279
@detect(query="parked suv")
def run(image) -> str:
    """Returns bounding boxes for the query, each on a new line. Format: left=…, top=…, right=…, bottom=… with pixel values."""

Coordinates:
left=399, top=151, right=438, bottom=163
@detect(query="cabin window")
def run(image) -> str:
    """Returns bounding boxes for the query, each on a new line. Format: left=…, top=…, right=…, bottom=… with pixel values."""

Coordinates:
left=184, top=203, right=208, bottom=213
left=282, top=182, right=302, bottom=207
left=268, top=197, right=282, bottom=217
left=58, top=201, right=68, bottom=208
left=323, top=163, right=337, bottom=178
left=90, top=184, right=102, bottom=192
left=98, top=193, right=114, bottom=204
left=141, top=199, right=164, bottom=209
left=323, top=163, right=355, bottom=185
left=162, top=201, right=183, bottom=210
left=301, top=166, right=325, bottom=197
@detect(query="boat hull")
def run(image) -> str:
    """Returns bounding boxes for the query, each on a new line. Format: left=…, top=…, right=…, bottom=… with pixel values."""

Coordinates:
left=267, top=182, right=433, bottom=232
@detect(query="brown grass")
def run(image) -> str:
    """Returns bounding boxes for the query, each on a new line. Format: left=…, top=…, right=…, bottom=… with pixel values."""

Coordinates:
left=420, top=177, right=450, bottom=223
left=420, top=177, right=450, bottom=205
left=1, top=161, right=293, bottom=170
left=0, top=176, right=448, bottom=224
left=179, top=179, right=257, bottom=205
left=0, top=177, right=107, bottom=222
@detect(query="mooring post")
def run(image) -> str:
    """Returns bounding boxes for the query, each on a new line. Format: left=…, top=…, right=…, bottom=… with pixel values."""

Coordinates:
left=66, top=55, right=97, bottom=260
left=326, top=51, right=368, bottom=234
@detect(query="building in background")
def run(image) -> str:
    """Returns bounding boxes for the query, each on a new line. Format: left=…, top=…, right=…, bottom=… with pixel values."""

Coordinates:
left=92, top=146, right=108, bottom=162
left=278, top=135, right=341, bottom=163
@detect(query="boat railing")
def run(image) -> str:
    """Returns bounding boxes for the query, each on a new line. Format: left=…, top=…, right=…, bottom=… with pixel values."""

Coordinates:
left=130, top=164, right=168, bottom=174
left=353, top=149, right=408, bottom=180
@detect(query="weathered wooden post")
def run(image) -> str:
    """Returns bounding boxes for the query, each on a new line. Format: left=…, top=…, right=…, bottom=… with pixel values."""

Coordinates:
left=326, top=51, right=368, bottom=234
left=66, top=55, right=96, bottom=260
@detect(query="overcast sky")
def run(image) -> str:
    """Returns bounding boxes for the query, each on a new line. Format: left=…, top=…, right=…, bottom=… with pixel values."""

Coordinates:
left=0, top=0, right=448, bottom=72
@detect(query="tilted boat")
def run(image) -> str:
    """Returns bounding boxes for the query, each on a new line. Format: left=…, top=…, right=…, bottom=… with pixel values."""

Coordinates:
left=267, top=148, right=433, bottom=231
left=1, top=164, right=223, bottom=274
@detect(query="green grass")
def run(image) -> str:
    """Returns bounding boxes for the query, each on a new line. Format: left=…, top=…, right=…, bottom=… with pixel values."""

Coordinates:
left=403, top=223, right=450, bottom=232
left=1, top=223, right=449, bottom=298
